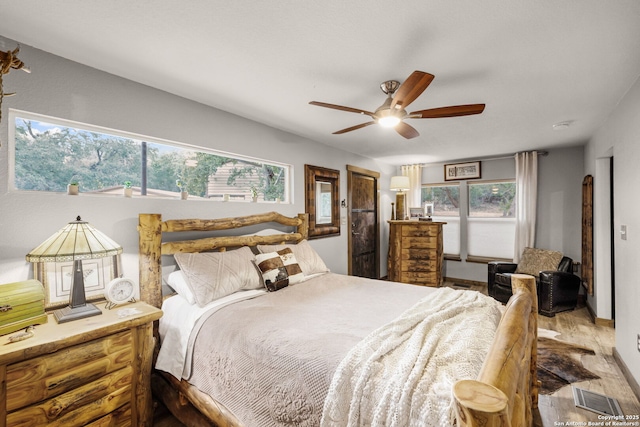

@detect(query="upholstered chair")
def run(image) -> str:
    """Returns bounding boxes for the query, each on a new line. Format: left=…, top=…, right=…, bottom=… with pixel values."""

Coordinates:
left=488, top=247, right=581, bottom=317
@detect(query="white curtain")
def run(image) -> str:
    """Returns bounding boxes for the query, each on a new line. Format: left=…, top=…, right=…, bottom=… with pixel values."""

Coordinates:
left=513, top=151, right=538, bottom=262
left=401, top=164, right=422, bottom=209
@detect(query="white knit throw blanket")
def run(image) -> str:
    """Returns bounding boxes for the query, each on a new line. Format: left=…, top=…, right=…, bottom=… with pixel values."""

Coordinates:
left=320, top=287, right=502, bottom=427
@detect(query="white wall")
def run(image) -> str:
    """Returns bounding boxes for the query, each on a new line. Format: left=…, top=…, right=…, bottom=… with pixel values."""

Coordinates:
left=420, top=146, right=584, bottom=283
left=586, top=73, right=640, bottom=385
left=0, top=36, right=395, bottom=291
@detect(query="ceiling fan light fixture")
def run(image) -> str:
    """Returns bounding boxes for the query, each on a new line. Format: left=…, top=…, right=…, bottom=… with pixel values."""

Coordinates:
left=378, top=115, right=401, bottom=128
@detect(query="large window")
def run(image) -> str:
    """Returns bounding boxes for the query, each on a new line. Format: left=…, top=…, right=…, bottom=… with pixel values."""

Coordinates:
left=10, top=111, right=290, bottom=202
left=467, top=181, right=516, bottom=259
left=421, top=180, right=517, bottom=260
left=422, top=184, right=460, bottom=255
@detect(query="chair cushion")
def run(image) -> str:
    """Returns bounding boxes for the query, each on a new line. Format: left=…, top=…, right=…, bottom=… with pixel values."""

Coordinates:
left=515, top=247, right=563, bottom=277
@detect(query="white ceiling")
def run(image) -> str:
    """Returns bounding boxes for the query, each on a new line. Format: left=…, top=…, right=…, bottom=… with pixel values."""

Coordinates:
left=2, top=1, right=640, bottom=166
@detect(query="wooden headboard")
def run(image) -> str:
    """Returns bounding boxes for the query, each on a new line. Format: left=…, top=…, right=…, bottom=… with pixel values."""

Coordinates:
left=138, top=211, right=309, bottom=309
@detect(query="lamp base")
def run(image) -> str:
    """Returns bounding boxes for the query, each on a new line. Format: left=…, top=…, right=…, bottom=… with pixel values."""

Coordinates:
left=395, top=192, right=406, bottom=221
left=53, top=303, right=102, bottom=323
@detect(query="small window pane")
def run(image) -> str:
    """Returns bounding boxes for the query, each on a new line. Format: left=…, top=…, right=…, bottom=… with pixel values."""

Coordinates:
left=467, top=218, right=515, bottom=259
left=468, top=182, right=515, bottom=218
left=422, top=184, right=460, bottom=255
left=421, top=185, right=459, bottom=216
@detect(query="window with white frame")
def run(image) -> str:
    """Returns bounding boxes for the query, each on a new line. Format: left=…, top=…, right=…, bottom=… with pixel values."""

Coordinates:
left=10, top=111, right=290, bottom=202
left=421, top=184, right=461, bottom=256
left=467, top=181, right=516, bottom=259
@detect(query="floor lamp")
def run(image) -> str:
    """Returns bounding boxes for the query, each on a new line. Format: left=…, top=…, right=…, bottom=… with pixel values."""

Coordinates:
left=390, top=175, right=410, bottom=220
left=26, top=216, right=122, bottom=323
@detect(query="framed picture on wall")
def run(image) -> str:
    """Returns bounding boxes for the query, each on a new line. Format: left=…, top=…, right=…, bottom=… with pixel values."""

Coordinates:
left=444, top=161, right=481, bottom=181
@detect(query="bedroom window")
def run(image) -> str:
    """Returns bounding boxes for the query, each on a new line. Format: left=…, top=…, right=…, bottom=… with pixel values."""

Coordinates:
left=421, top=184, right=460, bottom=255
left=10, top=111, right=290, bottom=202
left=467, top=181, right=516, bottom=259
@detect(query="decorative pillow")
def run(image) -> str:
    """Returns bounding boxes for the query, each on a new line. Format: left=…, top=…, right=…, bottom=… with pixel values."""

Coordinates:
left=166, top=270, right=196, bottom=305
left=253, top=248, right=304, bottom=292
left=515, top=247, right=563, bottom=277
left=174, top=246, right=262, bottom=307
left=257, top=240, right=329, bottom=277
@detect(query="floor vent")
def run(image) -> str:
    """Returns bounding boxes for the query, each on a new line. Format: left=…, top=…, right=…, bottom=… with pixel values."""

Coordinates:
left=453, top=283, right=471, bottom=289
left=572, top=386, right=623, bottom=416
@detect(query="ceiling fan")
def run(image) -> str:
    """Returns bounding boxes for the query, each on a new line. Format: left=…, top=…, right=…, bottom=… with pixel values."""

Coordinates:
left=309, top=70, right=485, bottom=139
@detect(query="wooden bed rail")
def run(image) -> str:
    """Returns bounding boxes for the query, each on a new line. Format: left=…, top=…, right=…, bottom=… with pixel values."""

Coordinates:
left=453, top=274, right=539, bottom=427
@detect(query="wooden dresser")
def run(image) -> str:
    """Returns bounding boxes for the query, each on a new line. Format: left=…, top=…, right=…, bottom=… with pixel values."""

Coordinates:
left=387, top=220, right=445, bottom=287
left=0, top=301, right=162, bottom=427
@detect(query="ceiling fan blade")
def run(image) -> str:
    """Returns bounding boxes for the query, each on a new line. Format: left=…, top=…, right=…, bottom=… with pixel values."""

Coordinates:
left=410, top=104, right=486, bottom=118
left=309, top=101, right=375, bottom=117
left=390, top=71, right=435, bottom=110
left=332, top=121, right=376, bottom=135
left=395, top=121, right=420, bottom=139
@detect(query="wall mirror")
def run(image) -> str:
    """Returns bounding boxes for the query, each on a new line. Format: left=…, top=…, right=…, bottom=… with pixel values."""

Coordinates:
left=305, top=164, right=340, bottom=239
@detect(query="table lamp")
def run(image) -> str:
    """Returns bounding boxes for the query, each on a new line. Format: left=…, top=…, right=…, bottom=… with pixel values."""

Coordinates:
left=390, top=175, right=410, bottom=220
left=26, top=216, right=122, bottom=323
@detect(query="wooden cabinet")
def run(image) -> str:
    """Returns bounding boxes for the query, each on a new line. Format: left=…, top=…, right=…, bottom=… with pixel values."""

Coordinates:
left=387, top=220, right=445, bottom=287
left=0, top=301, right=162, bottom=426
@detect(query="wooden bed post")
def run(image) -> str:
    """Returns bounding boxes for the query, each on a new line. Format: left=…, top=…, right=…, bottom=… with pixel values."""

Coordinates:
left=138, top=213, right=163, bottom=310
left=298, top=213, right=309, bottom=240
left=453, top=274, right=538, bottom=427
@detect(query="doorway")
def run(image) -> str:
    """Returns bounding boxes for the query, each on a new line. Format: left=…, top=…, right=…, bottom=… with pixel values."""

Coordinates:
left=610, top=156, right=615, bottom=320
left=347, top=165, right=380, bottom=278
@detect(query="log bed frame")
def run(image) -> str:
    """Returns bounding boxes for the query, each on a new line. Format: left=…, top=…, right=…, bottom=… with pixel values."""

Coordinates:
left=138, top=211, right=539, bottom=427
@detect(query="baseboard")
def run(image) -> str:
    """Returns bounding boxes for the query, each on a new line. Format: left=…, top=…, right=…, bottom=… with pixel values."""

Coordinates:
left=613, top=347, right=640, bottom=403
left=444, top=277, right=487, bottom=287
left=585, top=300, right=615, bottom=327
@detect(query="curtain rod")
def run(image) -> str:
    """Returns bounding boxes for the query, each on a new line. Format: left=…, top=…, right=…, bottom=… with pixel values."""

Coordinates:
left=407, top=150, right=549, bottom=167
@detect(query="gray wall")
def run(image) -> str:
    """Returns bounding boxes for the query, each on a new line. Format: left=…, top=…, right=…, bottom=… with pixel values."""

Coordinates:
left=586, top=72, right=640, bottom=386
left=0, top=36, right=395, bottom=290
left=420, top=146, right=584, bottom=283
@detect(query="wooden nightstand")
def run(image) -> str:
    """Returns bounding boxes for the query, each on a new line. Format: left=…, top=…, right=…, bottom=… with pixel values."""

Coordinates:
left=0, top=301, right=162, bottom=426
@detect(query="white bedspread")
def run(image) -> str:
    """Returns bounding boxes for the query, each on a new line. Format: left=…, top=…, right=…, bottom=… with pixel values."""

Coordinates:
left=156, top=289, right=266, bottom=378
left=320, top=287, right=502, bottom=427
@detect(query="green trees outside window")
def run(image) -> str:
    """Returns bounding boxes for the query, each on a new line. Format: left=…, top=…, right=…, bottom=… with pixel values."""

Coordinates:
left=13, top=116, right=287, bottom=201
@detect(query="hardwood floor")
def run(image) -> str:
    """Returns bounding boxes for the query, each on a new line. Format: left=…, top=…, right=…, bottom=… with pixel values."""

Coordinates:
left=447, top=282, right=640, bottom=426
left=153, top=282, right=640, bottom=426
left=535, top=306, right=640, bottom=425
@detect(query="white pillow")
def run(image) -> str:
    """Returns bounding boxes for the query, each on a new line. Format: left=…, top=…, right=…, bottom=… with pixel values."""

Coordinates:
left=167, top=270, right=196, bottom=305
left=174, top=246, right=262, bottom=307
left=257, top=240, right=329, bottom=277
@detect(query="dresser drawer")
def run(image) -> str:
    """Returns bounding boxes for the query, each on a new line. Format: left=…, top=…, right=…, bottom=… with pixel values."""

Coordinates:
left=400, top=271, right=438, bottom=285
left=401, top=237, right=437, bottom=250
left=401, top=259, right=437, bottom=272
left=401, top=248, right=439, bottom=261
left=401, top=225, right=439, bottom=238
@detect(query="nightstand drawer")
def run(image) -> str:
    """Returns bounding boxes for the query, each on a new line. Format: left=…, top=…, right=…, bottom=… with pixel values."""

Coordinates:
left=6, top=330, right=132, bottom=412
left=7, top=368, right=132, bottom=426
